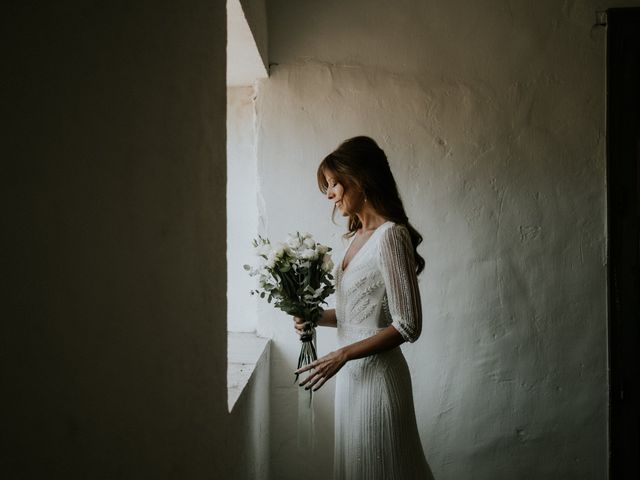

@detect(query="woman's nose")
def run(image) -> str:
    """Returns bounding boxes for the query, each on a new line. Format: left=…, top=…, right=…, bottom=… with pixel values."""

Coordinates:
left=327, top=188, right=335, bottom=199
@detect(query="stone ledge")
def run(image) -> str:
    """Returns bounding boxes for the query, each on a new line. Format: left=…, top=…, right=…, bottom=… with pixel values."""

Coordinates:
left=227, top=332, right=271, bottom=412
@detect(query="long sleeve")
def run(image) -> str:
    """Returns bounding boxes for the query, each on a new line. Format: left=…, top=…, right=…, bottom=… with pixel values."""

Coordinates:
left=378, top=224, right=423, bottom=343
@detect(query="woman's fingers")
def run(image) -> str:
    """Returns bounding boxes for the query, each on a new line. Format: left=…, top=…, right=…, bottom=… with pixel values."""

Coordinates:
left=298, top=363, right=331, bottom=388
left=304, top=374, right=322, bottom=389
left=295, top=351, right=346, bottom=391
left=299, top=370, right=321, bottom=387
left=312, top=377, right=329, bottom=391
left=295, top=321, right=311, bottom=332
left=292, top=317, right=312, bottom=334
left=302, top=366, right=333, bottom=390
left=295, top=360, right=317, bottom=375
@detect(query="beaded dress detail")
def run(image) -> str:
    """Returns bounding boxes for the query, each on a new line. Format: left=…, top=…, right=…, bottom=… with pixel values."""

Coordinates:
left=333, top=221, right=433, bottom=480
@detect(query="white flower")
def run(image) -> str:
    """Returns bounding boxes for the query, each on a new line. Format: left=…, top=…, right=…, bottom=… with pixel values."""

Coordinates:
left=255, top=243, right=272, bottom=257
left=287, top=235, right=302, bottom=249
left=265, top=250, right=278, bottom=268
left=282, top=243, right=293, bottom=256
left=301, top=232, right=312, bottom=240
left=303, top=237, right=316, bottom=249
left=274, top=242, right=288, bottom=259
left=321, top=253, right=334, bottom=272
left=316, top=244, right=328, bottom=255
left=300, top=248, right=318, bottom=260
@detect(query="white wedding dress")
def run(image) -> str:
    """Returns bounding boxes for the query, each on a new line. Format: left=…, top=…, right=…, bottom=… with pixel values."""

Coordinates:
left=333, top=221, right=433, bottom=480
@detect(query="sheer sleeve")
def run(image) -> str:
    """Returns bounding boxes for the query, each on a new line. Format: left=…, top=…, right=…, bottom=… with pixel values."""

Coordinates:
left=378, top=224, right=423, bottom=343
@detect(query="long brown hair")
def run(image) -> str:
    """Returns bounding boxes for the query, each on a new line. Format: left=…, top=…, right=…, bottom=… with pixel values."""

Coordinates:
left=317, top=136, right=425, bottom=275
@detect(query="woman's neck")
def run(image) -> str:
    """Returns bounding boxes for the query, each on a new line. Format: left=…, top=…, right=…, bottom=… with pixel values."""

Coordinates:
left=356, top=204, right=387, bottom=232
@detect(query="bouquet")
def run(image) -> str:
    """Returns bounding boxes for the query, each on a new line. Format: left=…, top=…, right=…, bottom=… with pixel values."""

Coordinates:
left=244, top=232, right=335, bottom=383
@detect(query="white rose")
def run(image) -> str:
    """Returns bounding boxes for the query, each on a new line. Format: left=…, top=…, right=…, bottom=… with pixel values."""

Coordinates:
left=301, top=232, right=312, bottom=240
left=303, top=237, right=316, bottom=249
left=316, top=244, right=328, bottom=255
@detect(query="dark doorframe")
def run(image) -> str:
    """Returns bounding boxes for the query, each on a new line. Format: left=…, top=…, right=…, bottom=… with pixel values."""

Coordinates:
left=606, top=8, right=640, bottom=480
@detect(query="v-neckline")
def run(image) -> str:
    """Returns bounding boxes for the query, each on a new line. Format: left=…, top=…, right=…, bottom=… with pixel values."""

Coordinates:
left=340, top=221, right=391, bottom=273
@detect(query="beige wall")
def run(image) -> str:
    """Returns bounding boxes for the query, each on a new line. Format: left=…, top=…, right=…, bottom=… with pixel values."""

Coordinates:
left=259, top=1, right=640, bottom=479
left=4, top=1, right=229, bottom=477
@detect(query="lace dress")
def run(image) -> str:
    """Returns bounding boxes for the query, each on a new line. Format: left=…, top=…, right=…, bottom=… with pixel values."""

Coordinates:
left=333, top=221, right=433, bottom=480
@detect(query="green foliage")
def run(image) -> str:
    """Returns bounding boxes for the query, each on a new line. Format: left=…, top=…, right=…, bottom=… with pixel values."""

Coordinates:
left=244, top=232, right=336, bottom=324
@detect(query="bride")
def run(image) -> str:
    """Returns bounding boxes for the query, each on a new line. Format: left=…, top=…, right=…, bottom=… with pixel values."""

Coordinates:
left=294, top=136, right=435, bottom=479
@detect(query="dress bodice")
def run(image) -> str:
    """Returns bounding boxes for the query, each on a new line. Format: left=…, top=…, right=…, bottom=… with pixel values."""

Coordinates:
left=334, top=221, right=422, bottom=345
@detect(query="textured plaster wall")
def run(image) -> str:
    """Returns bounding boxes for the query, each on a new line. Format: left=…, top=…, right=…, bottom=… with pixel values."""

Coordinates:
left=4, top=2, right=229, bottom=477
left=228, top=338, right=271, bottom=479
left=257, top=1, right=635, bottom=479
left=228, top=86, right=260, bottom=332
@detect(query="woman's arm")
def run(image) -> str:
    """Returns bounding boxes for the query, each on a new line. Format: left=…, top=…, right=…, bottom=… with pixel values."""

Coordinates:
left=318, top=309, right=337, bottom=328
left=296, top=325, right=404, bottom=391
left=340, top=324, right=404, bottom=361
left=293, top=308, right=336, bottom=336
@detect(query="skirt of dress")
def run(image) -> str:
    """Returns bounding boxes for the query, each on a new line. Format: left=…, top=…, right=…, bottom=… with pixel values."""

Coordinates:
left=333, top=347, right=434, bottom=480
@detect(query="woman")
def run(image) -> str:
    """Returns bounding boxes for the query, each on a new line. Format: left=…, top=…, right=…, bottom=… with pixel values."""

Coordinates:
left=294, top=136, right=434, bottom=480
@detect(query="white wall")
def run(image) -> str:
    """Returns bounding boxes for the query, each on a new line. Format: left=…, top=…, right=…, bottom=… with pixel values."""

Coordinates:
left=239, top=0, right=269, bottom=73
left=258, top=1, right=635, bottom=478
left=228, top=86, right=260, bottom=332
left=4, top=1, right=230, bottom=477
left=228, top=337, right=271, bottom=479
left=227, top=0, right=268, bottom=86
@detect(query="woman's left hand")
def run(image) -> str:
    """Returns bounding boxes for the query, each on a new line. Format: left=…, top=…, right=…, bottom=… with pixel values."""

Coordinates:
left=295, top=349, right=349, bottom=391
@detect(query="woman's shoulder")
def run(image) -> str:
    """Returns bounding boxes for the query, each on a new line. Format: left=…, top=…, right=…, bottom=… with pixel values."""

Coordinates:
left=378, top=220, right=409, bottom=236
left=376, top=221, right=411, bottom=247
left=376, top=222, right=416, bottom=269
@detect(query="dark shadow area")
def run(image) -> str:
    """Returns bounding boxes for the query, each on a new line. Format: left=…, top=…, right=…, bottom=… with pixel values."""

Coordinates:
left=607, top=7, right=640, bottom=480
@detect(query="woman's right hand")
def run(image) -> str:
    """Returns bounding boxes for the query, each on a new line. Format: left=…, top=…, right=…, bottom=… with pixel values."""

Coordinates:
left=293, top=316, right=311, bottom=336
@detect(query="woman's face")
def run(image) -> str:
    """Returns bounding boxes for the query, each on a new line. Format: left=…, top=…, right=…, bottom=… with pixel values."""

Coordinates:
left=324, top=171, right=363, bottom=216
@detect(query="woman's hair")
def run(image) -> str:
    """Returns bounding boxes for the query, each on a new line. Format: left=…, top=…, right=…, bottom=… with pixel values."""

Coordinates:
left=317, top=136, right=425, bottom=275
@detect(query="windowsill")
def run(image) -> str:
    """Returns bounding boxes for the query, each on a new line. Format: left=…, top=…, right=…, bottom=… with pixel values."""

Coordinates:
left=227, top=332, right=271, bottom=412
